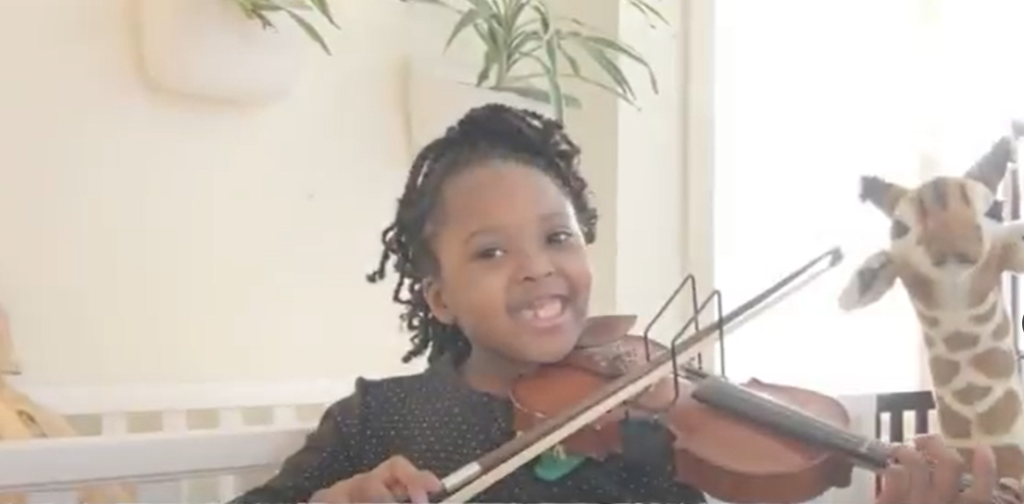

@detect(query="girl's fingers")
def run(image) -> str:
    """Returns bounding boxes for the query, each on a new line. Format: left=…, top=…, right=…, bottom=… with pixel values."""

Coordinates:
left=914, top=434, right=966, bottom=503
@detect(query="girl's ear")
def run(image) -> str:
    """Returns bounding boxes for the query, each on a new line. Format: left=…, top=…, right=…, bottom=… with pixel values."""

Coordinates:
left=423, top=278, right=455, bottom=324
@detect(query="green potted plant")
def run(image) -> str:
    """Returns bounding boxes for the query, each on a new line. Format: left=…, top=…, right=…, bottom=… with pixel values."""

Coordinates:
left=403, top=0, right=665, bottom=121
left=233, top=0, right=340, bottom=54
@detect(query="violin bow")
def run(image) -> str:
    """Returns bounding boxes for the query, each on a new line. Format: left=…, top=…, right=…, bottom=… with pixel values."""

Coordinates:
left=434, top=246, right=845, bottom=503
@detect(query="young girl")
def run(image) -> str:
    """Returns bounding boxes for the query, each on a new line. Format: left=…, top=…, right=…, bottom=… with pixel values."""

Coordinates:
left=231, top=104, right=1018, bottom=504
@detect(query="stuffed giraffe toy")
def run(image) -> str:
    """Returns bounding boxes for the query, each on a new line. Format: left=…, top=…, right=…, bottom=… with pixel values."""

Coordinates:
left=837, top=131, right=1024, bottom=483
left=0, top=303, right=135, bottom=504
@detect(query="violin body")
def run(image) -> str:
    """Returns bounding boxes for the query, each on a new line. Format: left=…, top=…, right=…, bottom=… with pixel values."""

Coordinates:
left=511, top=316, right=855, bottom=504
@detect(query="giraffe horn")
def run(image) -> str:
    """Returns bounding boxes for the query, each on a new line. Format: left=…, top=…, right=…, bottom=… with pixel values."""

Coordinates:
left=964, top=136, right=1012, bottom=193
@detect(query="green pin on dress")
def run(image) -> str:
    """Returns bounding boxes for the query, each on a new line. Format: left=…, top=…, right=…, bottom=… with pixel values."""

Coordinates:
left=532, top=444, right=586, bottom=481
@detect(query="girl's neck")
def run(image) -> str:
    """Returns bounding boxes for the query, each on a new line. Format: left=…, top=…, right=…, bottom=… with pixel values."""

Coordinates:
left=459, top=349, right=536, bottom=396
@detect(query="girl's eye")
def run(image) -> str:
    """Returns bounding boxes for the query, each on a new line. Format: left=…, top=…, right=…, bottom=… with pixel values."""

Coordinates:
left=475, top=247, right=505, bottom=260
left=548, top=230, right=574, bottom=245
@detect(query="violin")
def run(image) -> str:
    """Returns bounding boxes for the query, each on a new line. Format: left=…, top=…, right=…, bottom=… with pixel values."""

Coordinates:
left=513, top=328, right=854, bottom=504
left=426, top=247, right=980, bottom=504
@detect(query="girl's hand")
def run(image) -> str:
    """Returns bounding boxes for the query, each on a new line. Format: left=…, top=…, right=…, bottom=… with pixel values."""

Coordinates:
left=310, top=455, right=443, bottom=504
left=876, top=434, right=1022, bottom=504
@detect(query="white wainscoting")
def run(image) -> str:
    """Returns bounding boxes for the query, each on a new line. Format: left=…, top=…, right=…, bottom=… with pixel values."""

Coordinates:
left=1, top=381, right=881, bottom=503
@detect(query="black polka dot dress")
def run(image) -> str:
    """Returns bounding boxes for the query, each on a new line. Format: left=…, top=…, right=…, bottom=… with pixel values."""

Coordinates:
left=231, top=357, right=708, bottom=503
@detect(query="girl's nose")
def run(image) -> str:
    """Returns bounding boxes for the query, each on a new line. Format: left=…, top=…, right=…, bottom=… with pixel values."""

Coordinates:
left=519, top=251, right=555, bottom=281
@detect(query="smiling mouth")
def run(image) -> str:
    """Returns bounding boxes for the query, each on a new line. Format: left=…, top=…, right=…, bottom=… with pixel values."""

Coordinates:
left=514, top=296, right=570, bottom=329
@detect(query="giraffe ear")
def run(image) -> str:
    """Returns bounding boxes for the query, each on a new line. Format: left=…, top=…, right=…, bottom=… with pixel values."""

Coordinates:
left=859, top=176, right=907, bottom=218
left=964, top=136, right=1012, bottom=193
left=838, top=250, right=898, bottom=311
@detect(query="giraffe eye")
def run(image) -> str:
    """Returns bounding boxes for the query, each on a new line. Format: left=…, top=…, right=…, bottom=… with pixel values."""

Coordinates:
left=890, top=219, right=910, bottom=240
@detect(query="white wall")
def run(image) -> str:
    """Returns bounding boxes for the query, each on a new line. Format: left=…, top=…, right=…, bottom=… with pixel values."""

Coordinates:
left=0, top=0, right=706, bottom=387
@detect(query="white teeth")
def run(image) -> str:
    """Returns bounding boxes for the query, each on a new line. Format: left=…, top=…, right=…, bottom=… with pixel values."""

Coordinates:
left=526, top=298, right=564, bottom=320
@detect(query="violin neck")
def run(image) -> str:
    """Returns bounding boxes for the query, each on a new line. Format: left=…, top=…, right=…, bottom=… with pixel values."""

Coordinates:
left=690, top=375, right=887, bottom=469
left=688, top=375, right=979, bottom=492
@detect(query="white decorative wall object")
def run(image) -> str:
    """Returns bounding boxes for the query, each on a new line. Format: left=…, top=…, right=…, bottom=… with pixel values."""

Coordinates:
left=405, top=59, right=555, bottom=153
left=138, top=0, right=306, bottom=105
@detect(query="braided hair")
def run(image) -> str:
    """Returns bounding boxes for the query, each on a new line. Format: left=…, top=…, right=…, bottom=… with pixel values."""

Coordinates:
left=365, top=104, right=598, bottom=365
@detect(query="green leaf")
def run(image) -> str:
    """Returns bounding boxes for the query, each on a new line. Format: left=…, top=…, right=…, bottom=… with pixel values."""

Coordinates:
left=308, top=0, right=338, bottom=27
left=247, top=1, right=283, bottom=13
left=566, top=74, right=637, bottom=107
left=234, top=0, right=339, bottom=53
left=462, top=0, right=497, bottom=16
left=284, top=9, right=331, bottom=54
left=480, top=24, right=509, bottom=82
left=506, top=0, right=530, bottom=31
left=628, top=0, right=669, bottom=27
left=248, top=0, right=279, bottom=9
left=552, top=14, right=587, bottom=29
left=505, top=35, right=540, bottom=73
left=502, top=0, right=535, bottom=73
left=537, top=13, right=563, bottom=117
left=575, top=33, right=658, bottom=94
left=508, top=30, right=541, bottom=57
left=251, top=9, right=275, bottom=29
left=555, top=39, right=580, bottom=76
left=444, top=8, right=484, bottom=51
left=577, top=42, right=634, bottom=101
left=519, top=53, right=563, bottom=119
left=472, top=20, right=510, bottom=85
left=475, top=45, right=499, bottom=86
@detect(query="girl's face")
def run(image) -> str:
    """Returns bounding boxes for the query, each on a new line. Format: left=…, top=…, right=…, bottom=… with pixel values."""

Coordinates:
left=424, top=161, right=592, bottom=372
